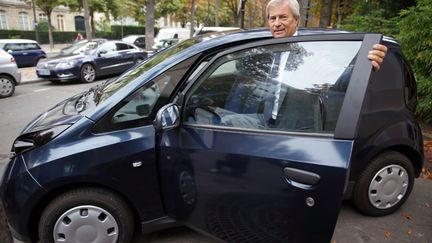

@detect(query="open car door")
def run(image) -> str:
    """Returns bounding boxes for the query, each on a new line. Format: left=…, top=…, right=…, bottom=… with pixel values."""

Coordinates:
left=156, top=33, right=382, bottom=242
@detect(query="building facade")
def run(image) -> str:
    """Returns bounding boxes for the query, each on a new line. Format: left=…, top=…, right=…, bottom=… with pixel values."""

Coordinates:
left=0, top=0, right=84, bottom=32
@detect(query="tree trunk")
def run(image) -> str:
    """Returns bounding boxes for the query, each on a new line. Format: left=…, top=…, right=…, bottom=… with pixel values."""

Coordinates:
left=90, top=11, right=95, bottom=35
left=215, top=0, right=220, bottom=26
left=83, top=0, right=92, bottom=40
left=145, top=0, right=155, bottom=50
left=319, top=0, right=333, bottom=27
left=190, top=0, right=195, bottom=38
left=47, top=12, right=54, bottom=50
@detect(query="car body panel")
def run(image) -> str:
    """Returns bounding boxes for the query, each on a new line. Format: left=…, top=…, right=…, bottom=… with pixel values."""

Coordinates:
left=0, top=39, right=46, bottom=67
left=0, top=49, right=21, bottom=84
left=0, top=29, right=423, bottom=242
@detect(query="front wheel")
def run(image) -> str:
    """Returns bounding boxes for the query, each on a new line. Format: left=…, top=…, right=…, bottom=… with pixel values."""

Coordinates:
left=38, top=187, right=134, bottom=243
left=352, top=151, right=415, bottom=216
left=0, top=75, right=15, bottom=98
left=80, top=63, right=96, bottom=83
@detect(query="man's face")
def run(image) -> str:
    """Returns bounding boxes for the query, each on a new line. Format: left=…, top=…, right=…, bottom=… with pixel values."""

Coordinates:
left=268, top=2, right=299, bottom=38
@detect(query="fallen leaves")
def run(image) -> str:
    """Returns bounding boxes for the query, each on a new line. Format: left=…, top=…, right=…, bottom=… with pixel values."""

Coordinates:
left=384, top=230, right=392, bottom=238
left=401, top=212, right=413, bottom=220
left=425, top=202, right=430, bottom=208
left=407, top=227, right=413, bottom=236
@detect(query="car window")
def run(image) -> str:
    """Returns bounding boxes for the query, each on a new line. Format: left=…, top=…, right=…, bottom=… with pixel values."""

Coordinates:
left=98, top=42, right=116, bottom=54
left=92, top=55, right=199, bottom=133
left=183, top=41, right=361, bottom=134
left=116, top=43, right=130, bottom=51
left=4, top=43, right=23, bottom=51
left=23, top=43, right=40, bottom=50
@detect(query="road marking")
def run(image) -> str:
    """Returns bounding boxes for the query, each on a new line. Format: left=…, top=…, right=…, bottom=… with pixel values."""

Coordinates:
left=34, top=88, right=51, bottom=92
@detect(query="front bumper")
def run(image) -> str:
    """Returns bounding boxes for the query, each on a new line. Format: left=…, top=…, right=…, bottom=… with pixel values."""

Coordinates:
left=36, top=66, right=80, bottom=81
left=0, top=155, right=45, bottom=242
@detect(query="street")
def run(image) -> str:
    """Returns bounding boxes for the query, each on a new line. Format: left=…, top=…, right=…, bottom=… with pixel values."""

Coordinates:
left=0, top=79, right=431, bottom=243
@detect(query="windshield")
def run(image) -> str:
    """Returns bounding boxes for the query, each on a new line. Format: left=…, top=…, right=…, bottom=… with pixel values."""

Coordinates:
left=75, top=38, right=201, bottom=113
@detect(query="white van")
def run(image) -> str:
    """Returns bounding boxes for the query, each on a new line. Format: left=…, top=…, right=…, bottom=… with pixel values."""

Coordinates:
left=153, top=28, right=190, bottom=50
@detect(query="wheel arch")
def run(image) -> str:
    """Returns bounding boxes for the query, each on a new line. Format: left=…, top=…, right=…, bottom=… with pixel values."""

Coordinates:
left=28, top=182, right=142, bottom=242
left=0, top=73, right=17, bottom=84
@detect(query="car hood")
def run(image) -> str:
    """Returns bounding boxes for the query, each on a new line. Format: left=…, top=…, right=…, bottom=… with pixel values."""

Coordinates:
left=39, top=54, right=83, bottom=65
left=22, top=93, right=85, bottom=134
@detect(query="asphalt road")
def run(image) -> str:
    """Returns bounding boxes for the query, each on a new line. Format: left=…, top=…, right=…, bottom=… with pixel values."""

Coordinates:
left=0, top=79, right=431, bottom=243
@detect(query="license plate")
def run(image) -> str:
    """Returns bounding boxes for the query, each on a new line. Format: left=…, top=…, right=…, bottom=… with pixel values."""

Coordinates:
left=38, top=69, right=50, bottom=75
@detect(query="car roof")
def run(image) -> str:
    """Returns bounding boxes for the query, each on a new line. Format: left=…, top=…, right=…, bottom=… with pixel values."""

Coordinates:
left=0, top=39, right=39, bottom=44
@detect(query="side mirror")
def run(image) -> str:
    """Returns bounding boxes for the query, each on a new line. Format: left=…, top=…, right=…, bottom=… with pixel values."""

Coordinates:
left=98, top=50, right=107, bottom=57
left=154, top=103, right=180, bottom=131
left=7, top=49, right=13, bottom=53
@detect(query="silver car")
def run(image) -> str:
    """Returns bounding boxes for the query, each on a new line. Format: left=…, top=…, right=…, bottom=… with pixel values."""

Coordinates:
left=0, top=49, right=21, bottom=98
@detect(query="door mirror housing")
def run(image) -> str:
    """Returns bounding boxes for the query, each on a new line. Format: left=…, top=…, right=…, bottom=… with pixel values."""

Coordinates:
left=98, top=50, right=107, bottom=56
left=154, top=103, right=180, bottom=131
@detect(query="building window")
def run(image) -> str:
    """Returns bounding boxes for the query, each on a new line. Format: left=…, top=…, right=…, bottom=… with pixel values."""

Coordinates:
left=0, top=11, right=8, bottom=29
left=19, top=12, right=30, bottom=30
left=74, top=16, right=85, bottom=31
left=57, top=15, right=65, bottom=31
left=39, top=13, right=47, bottom=22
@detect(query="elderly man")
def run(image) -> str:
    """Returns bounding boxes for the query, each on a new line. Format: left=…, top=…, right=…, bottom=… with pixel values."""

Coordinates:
left=267, top=0, right=387, bottom=70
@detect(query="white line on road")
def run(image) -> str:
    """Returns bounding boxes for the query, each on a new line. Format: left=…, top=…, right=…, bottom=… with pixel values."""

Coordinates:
left=34, top=88, right=51, bottom=92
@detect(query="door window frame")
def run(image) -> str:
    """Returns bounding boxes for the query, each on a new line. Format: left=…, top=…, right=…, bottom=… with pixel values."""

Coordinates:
left=179, top=33, right=382, bottom=139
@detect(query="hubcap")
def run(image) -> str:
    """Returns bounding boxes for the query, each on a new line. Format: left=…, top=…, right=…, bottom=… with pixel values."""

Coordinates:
left=53, top=205, right=119, bottom=243
left=83, top=65, right=95, bottom=82
left=0, top=77, right=13, bottom=96
left=368, top=164, right=409, bottom=209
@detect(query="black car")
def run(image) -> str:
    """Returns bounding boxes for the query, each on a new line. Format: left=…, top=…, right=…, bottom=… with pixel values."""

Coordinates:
left=36, top=40, right=147, bottom=83
left=0, top=29, right=423, bottom=243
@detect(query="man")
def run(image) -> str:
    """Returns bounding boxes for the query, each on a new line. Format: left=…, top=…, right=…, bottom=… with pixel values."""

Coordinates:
left=266, top=0, right=387, bottom=70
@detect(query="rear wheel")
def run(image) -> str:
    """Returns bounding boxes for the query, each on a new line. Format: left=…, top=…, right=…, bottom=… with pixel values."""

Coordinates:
left=39, top=187, right=134, bottom=243
left=80, top=63, right=96, bottom=83
left=0, top=75, right=15, bottom=98
left=352, top=151, right=415, bottom=216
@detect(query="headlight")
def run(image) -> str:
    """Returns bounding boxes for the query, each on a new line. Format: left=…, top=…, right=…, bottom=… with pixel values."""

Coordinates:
left=11, top=125, right=70, bottom=157
left=56, top=60, right=77, bottom=69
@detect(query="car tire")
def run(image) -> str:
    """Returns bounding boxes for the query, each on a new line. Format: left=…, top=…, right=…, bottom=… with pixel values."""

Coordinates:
left=38, top=187, right=134, bottom=243
left=80, top=63, right=96, bottom=83
left=0, top=75, right=15, bottom=98
left=352, top=151, right=414, bottom=216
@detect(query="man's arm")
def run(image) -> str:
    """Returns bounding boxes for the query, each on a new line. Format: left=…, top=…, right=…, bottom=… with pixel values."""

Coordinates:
left=369, top=44, right=388, bottom=71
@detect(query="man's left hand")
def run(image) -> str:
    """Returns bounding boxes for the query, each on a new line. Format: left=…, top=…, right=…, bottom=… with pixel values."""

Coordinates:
left=368, top=44, right=388, bottom=71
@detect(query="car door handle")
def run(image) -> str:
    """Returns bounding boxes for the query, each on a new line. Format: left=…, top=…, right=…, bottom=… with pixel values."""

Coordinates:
left=283, top=167, right=320, bottom=187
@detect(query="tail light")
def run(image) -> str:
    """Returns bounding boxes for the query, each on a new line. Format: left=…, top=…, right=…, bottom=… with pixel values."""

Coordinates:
left=10, top=57, right=15, bottom=63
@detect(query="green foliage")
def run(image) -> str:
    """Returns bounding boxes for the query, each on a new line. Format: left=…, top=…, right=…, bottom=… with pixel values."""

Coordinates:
left=398, top=0, right=432, bottom=123
left=340, top=9, right=399, bottom=37
left=36, top=20, right=51, bottom=32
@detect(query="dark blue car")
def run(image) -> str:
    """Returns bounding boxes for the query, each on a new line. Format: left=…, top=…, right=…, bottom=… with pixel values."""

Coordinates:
left=0, top=29, right=423, bottom=243
left=0, top=39, right=46, bottom=67
left=36, top=40, right=147, bottom=83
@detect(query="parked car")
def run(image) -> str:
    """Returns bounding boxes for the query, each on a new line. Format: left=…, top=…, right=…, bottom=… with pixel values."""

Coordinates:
left=36, top=40, right=147, bottom=83
left=153, top=27, right=190, bottom=49
left=59, top=38, right=107, bottom=56
left=0, top=49, right=21, bottom=98
left=194, top=26, right=240, bottom=36
left=0, top=39, right=46, bottom=67
left=122, top=35, right=146, bottom=49
left=0, top=29, right=423, bottom=243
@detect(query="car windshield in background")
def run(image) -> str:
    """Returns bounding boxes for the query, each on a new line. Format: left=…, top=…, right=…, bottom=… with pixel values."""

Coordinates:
left=79, top=38, right=201, bottom=110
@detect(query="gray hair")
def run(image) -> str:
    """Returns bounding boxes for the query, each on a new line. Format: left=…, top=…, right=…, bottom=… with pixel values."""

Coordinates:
left=266, top=0, right=300, bottom=19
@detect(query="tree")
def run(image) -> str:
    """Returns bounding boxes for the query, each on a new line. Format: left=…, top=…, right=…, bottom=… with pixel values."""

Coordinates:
left=35, top=0, right=61, bottom=49
left=146, top=0, right=155, bottom=50
left=398, top=0, right=432, bottom=123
